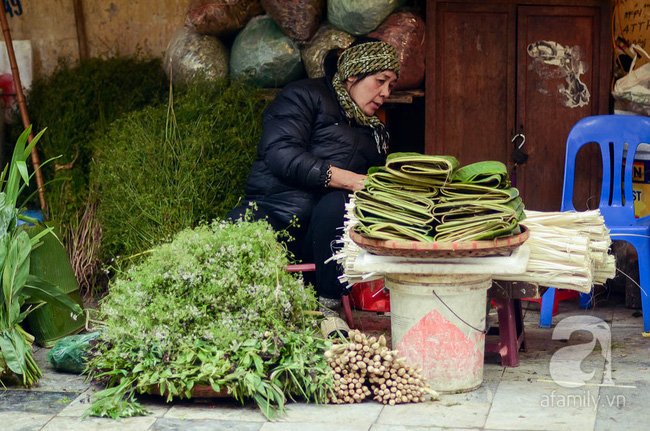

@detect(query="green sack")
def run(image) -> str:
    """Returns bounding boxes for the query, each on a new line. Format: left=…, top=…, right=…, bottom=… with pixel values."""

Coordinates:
left=328, top=0, right=405, bottom=35
left=230, top=15, right=305, bottom=87
left=46, top=332, right=101, bottom=374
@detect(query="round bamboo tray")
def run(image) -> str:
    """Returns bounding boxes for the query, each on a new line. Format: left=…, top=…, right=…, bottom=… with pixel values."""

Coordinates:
left=350, top=225, right=529, bottom=258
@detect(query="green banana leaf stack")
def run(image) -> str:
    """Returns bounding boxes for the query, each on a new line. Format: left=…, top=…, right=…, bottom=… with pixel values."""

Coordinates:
left=354, top=153, right=458, bottom=242
left=353, top=153, right=526, bottom=243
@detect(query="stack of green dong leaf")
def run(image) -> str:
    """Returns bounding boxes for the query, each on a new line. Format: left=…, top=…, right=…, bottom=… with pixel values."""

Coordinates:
left=354, top=153, right=526, bottom=242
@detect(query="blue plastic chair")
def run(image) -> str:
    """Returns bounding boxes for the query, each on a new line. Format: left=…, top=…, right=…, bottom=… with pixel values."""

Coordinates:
left=541, top=115, right=650, bottom=332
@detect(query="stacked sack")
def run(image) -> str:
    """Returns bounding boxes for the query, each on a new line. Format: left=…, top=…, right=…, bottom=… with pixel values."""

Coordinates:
left=166, top=0, right=425, bottom=90
left=354, top=153, right=526, bottom=242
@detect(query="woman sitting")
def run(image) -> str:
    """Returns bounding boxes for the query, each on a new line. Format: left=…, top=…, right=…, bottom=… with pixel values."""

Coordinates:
left=228, top=38, right=400, bottom=336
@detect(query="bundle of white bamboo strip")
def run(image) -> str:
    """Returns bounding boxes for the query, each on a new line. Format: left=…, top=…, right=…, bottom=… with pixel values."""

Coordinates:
left=493, top=210, right=616, bottom=292
left=327, top=197, right=383, bottom=287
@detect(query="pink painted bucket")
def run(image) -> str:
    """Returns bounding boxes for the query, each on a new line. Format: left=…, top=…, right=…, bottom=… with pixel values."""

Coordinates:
left=385, top=273, right=490, bottom=393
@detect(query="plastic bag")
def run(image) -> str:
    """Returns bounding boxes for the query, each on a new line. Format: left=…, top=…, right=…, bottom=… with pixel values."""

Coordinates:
left=164, top=26, right=229, bottom=86
left=186, top=0, right=263, bottom=36
left=230, top=15, right=304, bottom=87
left=261, top=0, right=324, bottom=42
left=612, top=45, right=650, bottom=112
left=368, top=12, right=425, bottom=90
left=327, top=0, right=405, bottom=36
left=46, top=332, right=101, bottom=374
left=301, top=25, right=354, bottom=79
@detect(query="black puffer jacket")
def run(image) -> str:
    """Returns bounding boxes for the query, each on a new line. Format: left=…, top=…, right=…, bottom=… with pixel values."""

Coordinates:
left=244, top=77, right=386, bottom=224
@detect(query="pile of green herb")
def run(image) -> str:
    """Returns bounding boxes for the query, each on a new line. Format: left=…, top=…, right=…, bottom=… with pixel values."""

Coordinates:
left=9, top=56, right=169, bottom=298
left=17, top=56, right=169, bottom=222
left=86, top=217, right=332, bottom=419
left=90, top=78, right=268, bottom=262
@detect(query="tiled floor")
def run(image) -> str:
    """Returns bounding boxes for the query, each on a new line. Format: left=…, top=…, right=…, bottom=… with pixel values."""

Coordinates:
left=1, top=292, right=648, bottom=431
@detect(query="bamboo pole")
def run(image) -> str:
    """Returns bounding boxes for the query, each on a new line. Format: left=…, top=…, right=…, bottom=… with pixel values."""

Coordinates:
left=73, top=0, right=89, bottom=62
left=0, top=3, right=47, bottom=212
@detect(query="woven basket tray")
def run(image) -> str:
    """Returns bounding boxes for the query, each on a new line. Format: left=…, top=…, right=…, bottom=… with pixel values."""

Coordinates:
left=350, top=225, right=529, bottom=258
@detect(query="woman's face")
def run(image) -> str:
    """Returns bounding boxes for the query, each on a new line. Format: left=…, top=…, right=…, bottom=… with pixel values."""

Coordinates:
left=346, top=70, right=398, bottom=116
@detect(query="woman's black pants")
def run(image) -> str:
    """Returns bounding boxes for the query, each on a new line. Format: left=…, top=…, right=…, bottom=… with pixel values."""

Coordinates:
left=226, top=190, right=348, bottom=300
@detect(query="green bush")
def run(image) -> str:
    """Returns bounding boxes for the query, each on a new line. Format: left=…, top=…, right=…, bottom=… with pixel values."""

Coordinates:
left=17, top=56, right=169, bottom=221
left=86, top=218, right=329, bottom=419
left=90, top=78, right=269, bottom=259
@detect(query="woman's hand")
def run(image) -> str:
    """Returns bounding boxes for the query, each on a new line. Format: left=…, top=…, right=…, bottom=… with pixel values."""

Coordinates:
left=329, top=166, right=367, bottom=191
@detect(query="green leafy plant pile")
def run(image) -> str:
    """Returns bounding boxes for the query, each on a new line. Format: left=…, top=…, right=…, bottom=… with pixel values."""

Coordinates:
left=90, top=78, right=268, bottom=261
left=17, top=56, right=169, bottom=222
left=0, top=128, right=82, bottom=387
left=85, top=217, right=332, bottom=419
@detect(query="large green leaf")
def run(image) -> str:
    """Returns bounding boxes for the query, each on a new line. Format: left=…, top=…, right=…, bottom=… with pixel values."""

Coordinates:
left=3, top=231, right=32, bottom=301
left=22, top=275, right=83, bottom=315
left=4, top=127, right=31, bottom=205
left=452, top=160, right=509, bottom=188
left=22, top=127, right=47, bottom=162
left=7, top=299, right=22, bottom=327
left=366, top=169, right=440, bottom=197
left=0, top=330, right=25, bottom=375
left=354, top=190, right=436, bottom=224
left=355, top=221, right=433, bottom=242
left=15, top=160, right=29, bottom=187
left=26, top=225, right=55, bottom=249
left=385, top=153, right=459, bottom=185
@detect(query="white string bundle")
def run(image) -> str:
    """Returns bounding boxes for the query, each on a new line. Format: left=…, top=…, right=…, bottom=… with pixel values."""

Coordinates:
left=493, top=210, right=615, bottom=292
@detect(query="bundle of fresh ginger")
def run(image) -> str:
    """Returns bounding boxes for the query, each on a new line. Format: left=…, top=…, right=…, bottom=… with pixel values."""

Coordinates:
left=324, top=329, right=439, bottom=405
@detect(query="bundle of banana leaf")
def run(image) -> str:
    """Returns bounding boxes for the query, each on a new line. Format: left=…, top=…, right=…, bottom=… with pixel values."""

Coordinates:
left=353, top=153, right=525, bottom=242
left=492, top=210, right=615, bottom=292
left=353, top=153, right=456, bottom=242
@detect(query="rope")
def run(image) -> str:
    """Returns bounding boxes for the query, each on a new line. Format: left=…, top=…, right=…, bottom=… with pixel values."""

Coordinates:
left=431, top=290, right=487, bottom=334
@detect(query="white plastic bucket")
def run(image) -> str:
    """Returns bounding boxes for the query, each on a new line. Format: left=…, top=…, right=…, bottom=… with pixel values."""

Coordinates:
left=385, top=273, right=491, bottom=393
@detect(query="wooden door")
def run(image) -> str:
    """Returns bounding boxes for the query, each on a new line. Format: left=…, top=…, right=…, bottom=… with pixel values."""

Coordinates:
left=428, top=2, right=516, bottom=164
left=426, top=1, right=611, bottom=212
left=516, top=5, right=605, bottom=211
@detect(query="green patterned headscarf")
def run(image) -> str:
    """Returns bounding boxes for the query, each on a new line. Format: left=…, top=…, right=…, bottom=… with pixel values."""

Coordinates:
left=332, top=41, right=400, bottom=154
